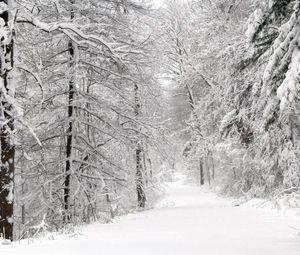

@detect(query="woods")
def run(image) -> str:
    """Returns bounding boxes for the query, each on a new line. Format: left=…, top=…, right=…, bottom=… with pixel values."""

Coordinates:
left=0, top=0, right=300, bottom=243
left=157, top=0, right=300, bottom=205
left=0, top=0, right=164, bottom=240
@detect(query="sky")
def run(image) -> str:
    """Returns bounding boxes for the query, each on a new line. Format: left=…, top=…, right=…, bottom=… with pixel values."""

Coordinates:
left=151, top=0, right=166, bottom=7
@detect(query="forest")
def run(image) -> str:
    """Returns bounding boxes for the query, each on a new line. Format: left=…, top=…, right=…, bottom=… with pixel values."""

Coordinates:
left=0, top=0, right=300, bottom=252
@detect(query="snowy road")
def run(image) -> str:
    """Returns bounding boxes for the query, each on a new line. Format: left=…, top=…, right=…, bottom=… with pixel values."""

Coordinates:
left=2, top=174, right=300, bottom=255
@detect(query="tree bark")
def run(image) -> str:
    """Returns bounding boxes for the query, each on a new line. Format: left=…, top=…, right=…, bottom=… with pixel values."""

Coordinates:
left=134, top=83, right=146, bottom=208
left=64, top=0, right=76, bottom=223
left=0, top=7, right=15, bottom=241
left=136, top=143, right=146, bottom=208
left=0, top=108, right=14, bottom=240
left=199, top=159, right=204, bottom=186
left=64, top=71, right=74, bottom=223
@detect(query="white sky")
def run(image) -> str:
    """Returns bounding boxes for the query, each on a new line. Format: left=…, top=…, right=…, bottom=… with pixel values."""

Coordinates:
left=149, top=0, right=189, bottom=8
left=151, top=0, right=166, bottom=7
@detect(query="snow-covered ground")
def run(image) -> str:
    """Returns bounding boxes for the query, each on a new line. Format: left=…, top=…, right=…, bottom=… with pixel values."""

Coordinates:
left=2, top=173, right=300, bottom=255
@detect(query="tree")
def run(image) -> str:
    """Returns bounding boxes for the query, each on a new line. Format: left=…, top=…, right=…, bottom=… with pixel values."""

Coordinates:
left=63, top=0, right=77, bottom=223
left=154, top=0, right=251, bottom=186
left=134, top=82, right=146, bottom=208
left=218, top=0, right=300, bottom=196
left=0, top=0, right=169, bottom=238
left=0, top=0, right=16, bottom=241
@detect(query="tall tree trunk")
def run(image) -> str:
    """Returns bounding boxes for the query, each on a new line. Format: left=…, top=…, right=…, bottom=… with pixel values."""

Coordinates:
left=136, top=143, right=146, bottom=208
left=199, top=159, right=204, bottom=186
left=64, top=41, right=75, bottom=223
left=134, top=83, right=146, bottom=208
left=64, top=0, right=76, bottom=223
left=0, top=6, right=15, bottom=241
left=142, top=140, right=148, bottom=186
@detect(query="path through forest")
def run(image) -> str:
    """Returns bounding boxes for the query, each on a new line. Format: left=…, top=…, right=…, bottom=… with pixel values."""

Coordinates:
left=2, top=173, right=300, bottom=255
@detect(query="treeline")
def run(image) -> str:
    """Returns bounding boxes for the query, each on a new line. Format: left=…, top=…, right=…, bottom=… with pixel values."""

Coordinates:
left=159, top=0, right=300, bottom=199
left=0, top=0, right=167, bottom=241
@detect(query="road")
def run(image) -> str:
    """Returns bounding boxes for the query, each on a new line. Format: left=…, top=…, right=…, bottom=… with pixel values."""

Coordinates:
left=2, top=173, right=300, bottom=255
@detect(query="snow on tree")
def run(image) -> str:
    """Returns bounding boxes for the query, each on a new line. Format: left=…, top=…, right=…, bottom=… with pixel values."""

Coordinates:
left=1, top=0, right=300, bottom=243
left=277, top=47, right=300, bottom=110
left=0, top=0, right=167, bottom=240
left=216, top=0, right=300, bottom=197
left=0, top=0, right=17, bottom=241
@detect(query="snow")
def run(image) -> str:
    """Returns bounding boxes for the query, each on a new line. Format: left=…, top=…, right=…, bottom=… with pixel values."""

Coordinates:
left=6, top=181, right=14, bottom=203
left=277, top=47, right=300, bottom=110
left=262, top=1, right=300, bottom=98
left=219, top=109, right=236, bottom=134
left=245, top=8, right=264, bottom=43
left=241, top=192, right=300, bottom=217
left=2, top=173, right=300, bottom=255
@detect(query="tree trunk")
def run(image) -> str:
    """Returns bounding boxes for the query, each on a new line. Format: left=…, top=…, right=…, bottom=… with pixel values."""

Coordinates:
left=142, top=140, right=149, bottom=186
left=199, top=159, right=204, bottom=186
left=134, top=83, right=146, bottom=208
left=0, top=111, right=14, bottom=240
left=136, top=143, right=146, bottom=208
left=64, top=1, right=76, bottom=223
left=0, top=7, right=15, bottom=241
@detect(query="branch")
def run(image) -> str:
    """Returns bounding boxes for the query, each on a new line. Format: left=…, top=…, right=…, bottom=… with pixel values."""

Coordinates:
left=16, top=64, right=44, bottom=103
left=17, top=13, right=115, bottom=58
